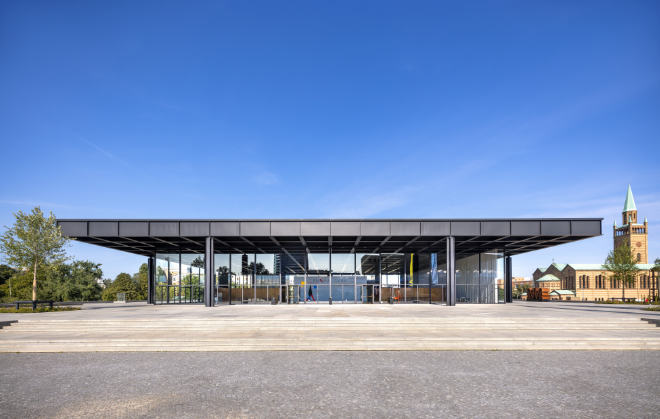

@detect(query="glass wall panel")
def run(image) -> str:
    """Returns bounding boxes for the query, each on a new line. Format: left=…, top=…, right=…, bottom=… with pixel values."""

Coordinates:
left=496, top=253, right=505, bottom=303
left=432, top=253, right=447, bottom=304
left=281, top=252, right=305, bottom=303
left=155, top=253, right=179, bottom=304
left=231, top=254, right=254, bottom=303
left=412, top=253, right=431, bottom=303
left=456, top=254, right=479, bottom=303
left=181, top=253, right=204, bottom=303
left=307, top=253, right=330, bottom=302
left=356, top=254, right=378, bottom=303
left=455, top=251, right=503, bottom=304
left=214, top=254, right=230, bottom=305
left=381, top=254, right=404, bottom=302
left=331, top=253, right=356, bottom=303
left=480, top=252, right=500, bottom=304
left=256, top=254, right=280, bottom=303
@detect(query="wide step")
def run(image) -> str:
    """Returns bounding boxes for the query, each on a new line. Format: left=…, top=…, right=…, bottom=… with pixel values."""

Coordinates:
left=1, top=316, right=659, bottom=352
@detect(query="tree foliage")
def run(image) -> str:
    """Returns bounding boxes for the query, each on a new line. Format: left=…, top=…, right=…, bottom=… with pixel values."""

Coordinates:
left=0, top=207, right=67, bottom=301
left=0, top=260, right=103, bottom=302
left=0, top=264, right=16, bottom=286
left=43, top=261, right=103, bottom=301
left=513, top=283, right=531, bottom=299
left=603, top=244, right=639, bottom=301
left=0, top=269, right=43, bottom=301
left=102, top=266, right=149, bottom=301
left=133, top=263, right=149, bottom=299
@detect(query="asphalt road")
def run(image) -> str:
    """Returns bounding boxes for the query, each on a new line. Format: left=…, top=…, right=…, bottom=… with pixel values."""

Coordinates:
left=1, top=351, right=659, bottom=418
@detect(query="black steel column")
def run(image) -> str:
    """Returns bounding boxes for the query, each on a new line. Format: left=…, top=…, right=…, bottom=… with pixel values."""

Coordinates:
left=228, top=254, right=232, bottom=305
left=204, top=237, right=214, bottom=307
left=147, top=256, right=155, bottom=304
left=446, top=236, right=456, bottom=306
left=505, top=255, right=513, bottom=303
left=428, top=254, right=433, bottom=304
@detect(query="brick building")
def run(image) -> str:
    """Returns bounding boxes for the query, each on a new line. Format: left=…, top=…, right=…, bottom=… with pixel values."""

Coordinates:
left=533, top=186, right=657, bottom=302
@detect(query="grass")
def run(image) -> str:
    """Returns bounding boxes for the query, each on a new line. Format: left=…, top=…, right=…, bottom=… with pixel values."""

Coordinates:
left=642, top=306, right=660, bottom=312
left=0, top=307, right=80, bottom=313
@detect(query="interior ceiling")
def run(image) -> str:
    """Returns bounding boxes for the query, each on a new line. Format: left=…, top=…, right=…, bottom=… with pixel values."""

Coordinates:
left=72, top=233, right=588, bottom=259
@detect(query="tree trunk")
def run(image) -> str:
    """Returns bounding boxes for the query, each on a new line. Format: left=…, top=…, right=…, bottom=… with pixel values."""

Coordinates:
left=622, top=278, right=625, bottom=302
left=32, top=260, right=37, bottom=302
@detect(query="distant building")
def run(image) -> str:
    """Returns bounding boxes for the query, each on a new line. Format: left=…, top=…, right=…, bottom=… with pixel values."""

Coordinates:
left=497, top=277, right=532, bottom=290
left=533, top=186, right=657, bottom=302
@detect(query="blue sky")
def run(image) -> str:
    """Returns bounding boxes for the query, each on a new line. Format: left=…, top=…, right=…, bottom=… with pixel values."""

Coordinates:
left=1, top=0, right=659, bottom=279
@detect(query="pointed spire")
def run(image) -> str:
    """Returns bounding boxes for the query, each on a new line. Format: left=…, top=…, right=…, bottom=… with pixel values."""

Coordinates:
left=623, top=184, right=637, bottom=212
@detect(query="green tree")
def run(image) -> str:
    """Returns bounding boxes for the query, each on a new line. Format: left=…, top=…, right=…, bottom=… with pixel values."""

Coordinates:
left=102, top=272, right=139, bottom=301
left=513, top=283, right=531, bottom=299
left=0, top=269, right=45, bottom=301
left=132, top=263, right=149, bottom=300
left=43, top=261, right=103, bottom=302
left=0, top=264, right=16, bottom=286
left=0, top=264, right=17, bottom=300
left=0, top=207, right=68, bottom=302
left=603, top=244, right=639, bottom=302
left=652, top=257, right=660, bottom=303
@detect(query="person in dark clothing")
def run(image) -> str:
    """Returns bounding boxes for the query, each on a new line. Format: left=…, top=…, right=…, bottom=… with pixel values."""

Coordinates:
left=308, top=285, right=316, bottom=302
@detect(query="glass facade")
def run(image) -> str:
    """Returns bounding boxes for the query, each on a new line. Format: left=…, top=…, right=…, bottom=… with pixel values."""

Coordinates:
left=455, top=251, right=504, bottom=303
left=331, top=253, right=356, bottom=303
left=256, top=254, right=280, bottom=303
left=231, top=253, right=254, bottom=303
left=214, top=253, right=230, bottom=304
left=181, top=253, right=205, bottom=303
left=155, top=253, right=204, bottom=304
left=356, top=254, right=378, bottom=303
left=155, top=248, right=506, bottom=305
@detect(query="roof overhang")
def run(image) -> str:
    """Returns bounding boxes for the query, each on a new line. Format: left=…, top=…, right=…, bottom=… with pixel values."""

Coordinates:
left=56, top=218, right=602, bottom=259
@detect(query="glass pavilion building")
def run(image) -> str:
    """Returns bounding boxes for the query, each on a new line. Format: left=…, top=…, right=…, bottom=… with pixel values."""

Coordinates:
left=57, top=218, right=602, bottom=306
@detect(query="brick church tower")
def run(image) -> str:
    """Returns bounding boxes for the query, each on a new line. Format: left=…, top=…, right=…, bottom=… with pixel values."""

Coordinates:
left=613, top=185, right=648, bottom=263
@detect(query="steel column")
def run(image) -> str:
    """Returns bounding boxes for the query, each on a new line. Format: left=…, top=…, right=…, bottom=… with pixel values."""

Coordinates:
left=278, top=252, right=282, bottom=304
left=505, top=255, right=513, bottom=303
left=354, top=253, right=357, bottom=304
left=147, top=256, right=155, bottom=304
left=329, top=249, right=332, bottom=304
left=428, top=253, right=433, bottom=304
left=378, top=254, right=382, bottom=304
left=204, top=237, right=214, bottom=307
left=446, top=236, right=456, bottom=306
left=228, top=254, right=232, bottom=305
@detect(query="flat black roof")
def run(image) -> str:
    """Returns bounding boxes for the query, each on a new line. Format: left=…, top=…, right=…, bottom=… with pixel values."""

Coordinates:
left=57, top=218, right=602, bottom=259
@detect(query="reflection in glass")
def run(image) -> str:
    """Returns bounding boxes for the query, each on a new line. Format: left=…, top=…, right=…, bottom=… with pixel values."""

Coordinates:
left=181, top=253, right=204, bottom=303
left=381, top=254, right=404, bottom=302
left=214, top=254, right=230, bottom=304
left=231, top=254, right=254, bottom=303
left=455, top=251, right=503, bottom=303
left=356, top=254, right=378, bottom=303
left=155, top=253, right=179, bottom=304
left=256, top=254, right=280, bottom=302
left=331, top=254, right=356, bottom=303
left=306, top=254, right=330, bottom=302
